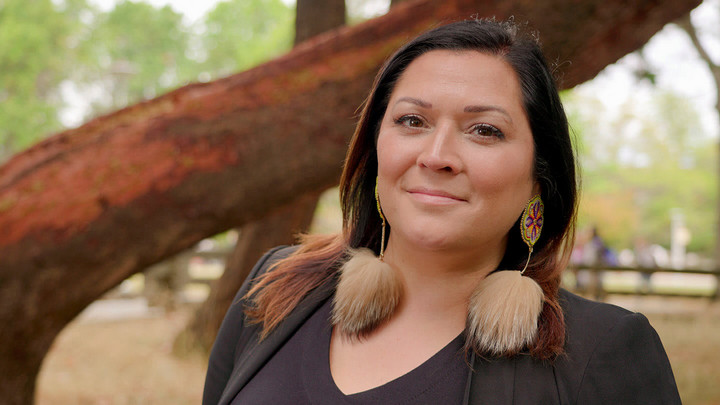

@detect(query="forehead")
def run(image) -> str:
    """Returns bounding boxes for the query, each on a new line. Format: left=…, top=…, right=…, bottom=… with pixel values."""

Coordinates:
left=389, top=50, right=525, bottom=109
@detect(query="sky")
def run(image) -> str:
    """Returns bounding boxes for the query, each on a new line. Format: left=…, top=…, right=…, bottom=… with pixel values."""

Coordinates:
left=82, top=0, right=719, bottom=138
left=575, top=2, right=719, bottom=138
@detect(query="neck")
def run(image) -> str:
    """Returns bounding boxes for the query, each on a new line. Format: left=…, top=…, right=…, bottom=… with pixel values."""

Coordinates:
left=382, top=235, right=505, bottom=323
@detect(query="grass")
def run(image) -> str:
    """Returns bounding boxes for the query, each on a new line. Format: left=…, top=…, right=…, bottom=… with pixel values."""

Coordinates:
left=646, top=307, right=720, bottom=405
left=36, top=297, right=720, bottom=404
left=36, top=309, right=206, bottom=405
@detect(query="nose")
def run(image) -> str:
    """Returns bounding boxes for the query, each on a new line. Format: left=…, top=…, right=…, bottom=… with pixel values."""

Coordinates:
left=416, top=123, right=462, bottom=173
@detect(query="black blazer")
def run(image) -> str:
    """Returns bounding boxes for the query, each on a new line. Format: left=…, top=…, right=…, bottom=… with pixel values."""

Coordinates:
left=203, top=246, right=681, bottom=405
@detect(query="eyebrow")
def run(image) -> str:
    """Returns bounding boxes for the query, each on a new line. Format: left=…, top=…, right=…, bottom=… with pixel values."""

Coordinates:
left=464, top=104, right=511, bottom=117
left=395, top=97, right=432, bottom=108
left=395, top=97, right=514, bottom=125
left=464, top=105, right=514, bottom=125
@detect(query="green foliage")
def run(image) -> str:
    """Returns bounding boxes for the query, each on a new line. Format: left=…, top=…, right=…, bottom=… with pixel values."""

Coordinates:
left=565, top=90, right=717, bottom=255
left=0, top=0, right=296, bottom=159
left=0, top=0, right=88, bottom=158
left=199, top=0, right=294, bottom=78
left=85, top=0, right=194, bottom=113
left=346, top=0, right=388, bottom=24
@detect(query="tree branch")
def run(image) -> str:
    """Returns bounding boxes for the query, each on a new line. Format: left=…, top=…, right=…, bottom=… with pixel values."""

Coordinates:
left=676, top=12, right=720, bottom=110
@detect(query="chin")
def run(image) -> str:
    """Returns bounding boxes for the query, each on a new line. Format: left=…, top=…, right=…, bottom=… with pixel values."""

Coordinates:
left=388, top=216, right=461, bottom=249
left=402, top=231, right=458, bottom=251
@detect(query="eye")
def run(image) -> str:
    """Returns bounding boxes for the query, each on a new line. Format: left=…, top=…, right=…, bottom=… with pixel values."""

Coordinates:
left=395, top=115, right=425, bottom=128
left=471, top=123, right=504, bottom=139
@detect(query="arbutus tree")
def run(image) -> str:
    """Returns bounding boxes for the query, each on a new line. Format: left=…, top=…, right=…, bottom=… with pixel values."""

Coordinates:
left=174, top=0, right=347, bottom=356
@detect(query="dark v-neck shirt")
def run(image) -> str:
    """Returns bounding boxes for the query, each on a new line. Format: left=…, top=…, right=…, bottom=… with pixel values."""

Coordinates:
left=231, top=299, right=470, bottom=404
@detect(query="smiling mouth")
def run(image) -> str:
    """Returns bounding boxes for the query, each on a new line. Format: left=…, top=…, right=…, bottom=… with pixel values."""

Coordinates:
left=407, top=188, right=466, bottom=203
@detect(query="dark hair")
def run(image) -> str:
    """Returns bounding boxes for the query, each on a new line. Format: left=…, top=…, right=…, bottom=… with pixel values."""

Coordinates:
left=248, top=19, right=577, bottom=360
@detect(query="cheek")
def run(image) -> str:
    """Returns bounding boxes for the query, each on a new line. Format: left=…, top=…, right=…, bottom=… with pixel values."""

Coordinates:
left=376, top=131, right=415, bottom=227
left=466, top=149, right=536, bottom=225
left=478, top=166, right=533, bottom=194
left=471, top=150, right=534, bottom=191
left=376, top=131, right=413, bottom=181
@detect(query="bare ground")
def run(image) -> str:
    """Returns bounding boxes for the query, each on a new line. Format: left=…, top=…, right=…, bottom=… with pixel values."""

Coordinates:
left=36, top=308, right=206, bottom=405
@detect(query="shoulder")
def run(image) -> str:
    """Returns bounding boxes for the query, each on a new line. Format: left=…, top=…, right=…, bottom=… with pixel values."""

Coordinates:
left=211, top=244, right=299, bottom=340
left=202, top=244, right=301, bottom=405
left=558, top=289, right=668, bottom=363
left=223, top=244, right=299, bottom=310
left=559, top=289, right=634, bottom=339
left=556, top=289, right=635, bottom=374
left=555, top=289, right=680, bottom=404
left=249, top=245, right=299, bottom=279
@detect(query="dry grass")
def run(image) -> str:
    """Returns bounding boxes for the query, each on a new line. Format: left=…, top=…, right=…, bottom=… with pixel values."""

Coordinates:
left=36, top=309, right=206, bottom=405
left=36, top=298, right=720, bottom=404
left=647, top=308, right=720, bottom=405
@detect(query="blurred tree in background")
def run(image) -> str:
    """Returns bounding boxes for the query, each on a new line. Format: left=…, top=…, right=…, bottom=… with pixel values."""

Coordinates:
left=199, top=0, right=294, bottom=78
left=563, top=0, right=720, bottom=258
left=567, top=89, right=716, bottom=255
left=84, top=0, right=194, bottom=113
left=0, top=0, right=89, bottom=157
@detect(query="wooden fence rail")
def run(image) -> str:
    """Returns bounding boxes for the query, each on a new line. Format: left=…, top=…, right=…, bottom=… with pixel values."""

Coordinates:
left=129, top=247, right=720, bottom=305
left=567, top=265, right=720, bottom=301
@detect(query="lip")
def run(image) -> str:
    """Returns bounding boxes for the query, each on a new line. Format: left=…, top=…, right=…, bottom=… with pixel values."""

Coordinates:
left=406, top=187, right=466, bottom=203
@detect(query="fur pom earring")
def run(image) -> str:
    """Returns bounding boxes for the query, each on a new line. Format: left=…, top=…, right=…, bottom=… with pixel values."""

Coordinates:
left=466, top=195, right=546, bottom=356
left=332, top=179, right=403, bottom=338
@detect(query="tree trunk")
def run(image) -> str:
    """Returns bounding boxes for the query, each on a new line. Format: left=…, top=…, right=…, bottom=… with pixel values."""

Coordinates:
left=174, top=193, right=320, bottom=354
left=390, top=0, right=411, bottom=7
left=296, top=0, right=346, bottom=44
left=175, top=0, right=346, bottom=356
left=0, top=0, right=701, bottom=402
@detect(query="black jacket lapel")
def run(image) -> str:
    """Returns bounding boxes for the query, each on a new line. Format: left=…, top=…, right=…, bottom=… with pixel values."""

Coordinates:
left=466, top=353, right=516, bottom=404
left=218, top=277, right=336, bottom=405
left=465, top=352, right=559, bottom=405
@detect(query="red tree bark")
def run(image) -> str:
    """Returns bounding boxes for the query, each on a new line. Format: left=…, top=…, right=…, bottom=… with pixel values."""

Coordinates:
left=175, top=0, right=347, bottom=355
left=175, top=193, right=320, bottom=354
left=0, top=0, right=701, bottom=403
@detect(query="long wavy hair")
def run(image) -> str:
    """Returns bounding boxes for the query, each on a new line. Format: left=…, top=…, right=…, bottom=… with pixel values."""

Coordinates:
left=246, top=18, right=577, bottom=360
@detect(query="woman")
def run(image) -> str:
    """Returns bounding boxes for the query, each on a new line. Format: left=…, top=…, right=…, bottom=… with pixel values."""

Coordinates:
left=204, top=19, right=680, bottom=404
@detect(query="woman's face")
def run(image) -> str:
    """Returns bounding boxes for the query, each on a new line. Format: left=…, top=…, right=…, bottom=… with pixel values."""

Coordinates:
left=376, top=50, right=536, bottom=256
